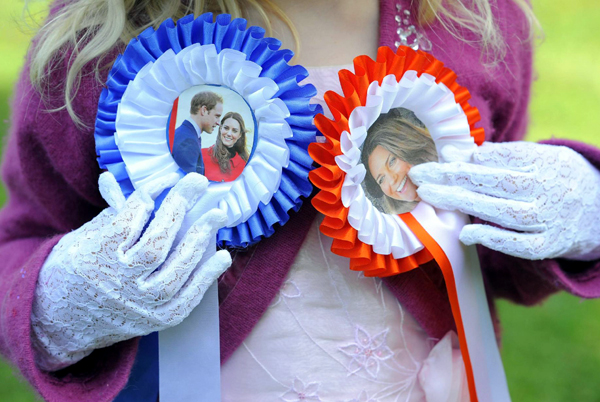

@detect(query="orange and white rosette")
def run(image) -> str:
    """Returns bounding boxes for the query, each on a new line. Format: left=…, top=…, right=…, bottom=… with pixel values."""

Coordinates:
left=309, top=46, right=511, bottom=402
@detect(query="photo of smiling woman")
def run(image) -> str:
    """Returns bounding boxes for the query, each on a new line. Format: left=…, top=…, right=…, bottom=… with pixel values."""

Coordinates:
left=201, top=111, right=250, bottom=182
left=361, top=107, right=438, bottom=215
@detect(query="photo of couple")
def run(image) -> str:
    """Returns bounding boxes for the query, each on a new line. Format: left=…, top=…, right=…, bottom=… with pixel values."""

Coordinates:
left=361, top=107, right=438, bottom=215
left=168, top=86, right=255, bottom=182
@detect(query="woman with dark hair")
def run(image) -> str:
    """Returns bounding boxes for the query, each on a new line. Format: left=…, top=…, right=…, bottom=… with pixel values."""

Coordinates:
left=202, top=111, right=250, bottom=182
left=361, top=108, right=438, bottom=215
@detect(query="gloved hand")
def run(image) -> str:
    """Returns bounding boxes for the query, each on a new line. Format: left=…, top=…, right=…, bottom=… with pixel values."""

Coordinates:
left=31, top=172, right=231, bottom=371
left=408, top=141, right=600, bottom=261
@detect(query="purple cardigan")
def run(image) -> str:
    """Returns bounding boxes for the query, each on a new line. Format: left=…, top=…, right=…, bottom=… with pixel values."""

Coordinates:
left=2, top=1, right=600, bottom=400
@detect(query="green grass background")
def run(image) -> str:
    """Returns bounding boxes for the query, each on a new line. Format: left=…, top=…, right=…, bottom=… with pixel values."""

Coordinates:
left=0, top=0, right=599, bottom=401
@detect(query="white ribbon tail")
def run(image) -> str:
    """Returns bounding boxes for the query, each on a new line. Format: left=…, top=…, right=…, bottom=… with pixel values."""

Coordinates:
left=159, top=235, right=221, bottom=402
left=412, top=204, right=511, bottom=402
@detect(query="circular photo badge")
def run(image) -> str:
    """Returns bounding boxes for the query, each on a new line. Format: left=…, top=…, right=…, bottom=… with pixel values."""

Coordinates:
left=360, top=108, right=437, bottom=215
left=167, top=85, right=256, bottom=182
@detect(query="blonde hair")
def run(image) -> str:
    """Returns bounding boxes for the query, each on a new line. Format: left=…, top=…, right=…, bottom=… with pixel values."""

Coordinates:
left=417, top=0, right=540, bottom=61
left=26, top=0, right=539, bottom=126
left=27, top=0, right=297, bottom=127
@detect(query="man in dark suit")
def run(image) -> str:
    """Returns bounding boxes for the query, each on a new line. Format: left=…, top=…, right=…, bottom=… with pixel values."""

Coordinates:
left=172, top=91, right=224, bottom=175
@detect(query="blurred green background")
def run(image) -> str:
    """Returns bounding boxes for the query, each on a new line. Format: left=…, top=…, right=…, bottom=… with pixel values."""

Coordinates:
left=1, top=0, right=600, bottom=401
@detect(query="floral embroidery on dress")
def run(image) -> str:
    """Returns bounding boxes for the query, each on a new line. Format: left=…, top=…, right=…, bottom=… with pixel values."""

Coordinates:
left=339, top=327, right=394, bottom=378
left=356, top=272, right=385, bottom=307
left=271, top=280, right=303, bottom=307
left=281, top=378, right=322, bottom=401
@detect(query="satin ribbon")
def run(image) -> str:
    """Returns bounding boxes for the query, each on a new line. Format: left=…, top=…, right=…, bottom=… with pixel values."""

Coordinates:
left=403, top=206, right=510, bottom=401
left=158, top=238, right=221, bottom=401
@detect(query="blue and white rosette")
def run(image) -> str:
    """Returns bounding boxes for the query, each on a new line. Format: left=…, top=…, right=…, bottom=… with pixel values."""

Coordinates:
left=94, top=13, right=320, bottom=401
left=95, top=12, right=320, bottom=248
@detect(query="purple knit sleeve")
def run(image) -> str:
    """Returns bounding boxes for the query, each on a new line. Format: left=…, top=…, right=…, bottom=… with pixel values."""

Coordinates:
left=0, top=49, right=137, bottom=400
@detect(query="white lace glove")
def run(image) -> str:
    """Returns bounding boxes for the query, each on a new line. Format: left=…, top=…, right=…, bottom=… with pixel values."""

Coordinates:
left=31, top=172, right=231, bottom=371
left=408, top=141, right=600, bottom=261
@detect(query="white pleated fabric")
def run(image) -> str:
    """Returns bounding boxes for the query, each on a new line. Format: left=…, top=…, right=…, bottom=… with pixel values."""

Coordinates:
left=116, top=44, right=293, bottom=230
